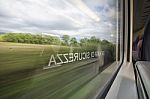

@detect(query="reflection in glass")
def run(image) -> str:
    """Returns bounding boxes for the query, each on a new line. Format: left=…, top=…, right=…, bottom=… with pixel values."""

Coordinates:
left=0, top=0, right=118, bottom=98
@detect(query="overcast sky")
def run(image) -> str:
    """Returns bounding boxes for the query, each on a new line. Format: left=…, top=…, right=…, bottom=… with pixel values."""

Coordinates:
left=0, top=0, right=118, bottom=42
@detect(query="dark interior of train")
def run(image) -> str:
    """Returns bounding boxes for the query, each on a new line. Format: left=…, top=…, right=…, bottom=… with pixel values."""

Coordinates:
left=133, top=0, right=150, bottom=99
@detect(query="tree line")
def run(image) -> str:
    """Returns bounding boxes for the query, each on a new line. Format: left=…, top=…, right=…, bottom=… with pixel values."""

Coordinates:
left=0, top=33, right=61, bottom=45
left=0, top=33, right=116, bottom=61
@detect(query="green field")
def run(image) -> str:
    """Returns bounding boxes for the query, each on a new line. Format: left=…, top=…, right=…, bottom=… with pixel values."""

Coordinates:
left=0, top=42, right=69, bottom=75
left=0, top=42, right=104, bottom=99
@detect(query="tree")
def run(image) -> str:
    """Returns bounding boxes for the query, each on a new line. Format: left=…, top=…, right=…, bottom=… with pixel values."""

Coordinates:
left=70, top=37, right=78, bottom=46
left=90, top=36, right=97, bottom=42
left=2, top=33, right=61, bottom=45
left=80, top=38, right=88, bottom=46
left=100, top=39, right=116, bottom=62
left=62, top=35, right=70, bottom=45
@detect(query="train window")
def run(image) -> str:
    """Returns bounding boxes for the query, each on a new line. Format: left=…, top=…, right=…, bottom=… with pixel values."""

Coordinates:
left=0, top=0, right=120, bottom=98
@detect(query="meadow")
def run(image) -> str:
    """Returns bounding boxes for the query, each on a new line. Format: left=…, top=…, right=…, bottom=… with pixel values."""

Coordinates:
left=0, top=42, right=102, bottom=99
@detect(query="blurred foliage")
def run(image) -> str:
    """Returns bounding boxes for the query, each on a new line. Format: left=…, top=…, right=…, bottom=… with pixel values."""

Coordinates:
left=61, top=35, right=70, bottom=46
left=70, top=37, right=78, bottom=47
left=0, top=33, right=116, bottom=61
left=101, top=40, right=116, bottom=62
left=1, top=33, right=61, bottom=45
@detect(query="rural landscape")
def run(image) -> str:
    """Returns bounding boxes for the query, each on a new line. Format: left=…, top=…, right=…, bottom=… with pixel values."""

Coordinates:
left=0, top=33, right=115, bottom=99
left=0, top=0, right=118, bottom=98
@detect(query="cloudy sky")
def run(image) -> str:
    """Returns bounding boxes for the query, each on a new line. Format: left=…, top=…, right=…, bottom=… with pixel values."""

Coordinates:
left=0, top=0, right=118, bottom=42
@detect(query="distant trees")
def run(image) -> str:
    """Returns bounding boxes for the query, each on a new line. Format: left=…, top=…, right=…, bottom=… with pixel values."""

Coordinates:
left=101, top=39, right=116, bottom=62
left=70, top=37, right=78, bottom=46
left=79, top=36, right=101, bottom=51
left=62, top=35, right=70, bottom=46
left=1, top=33, right=61, bottom=45
left=79, top=36, right=116, bottom=61
left=0, top=33, right=116, bottom=61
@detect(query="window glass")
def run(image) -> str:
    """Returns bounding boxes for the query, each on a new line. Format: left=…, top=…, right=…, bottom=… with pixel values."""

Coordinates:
left=0, top=0, right=118, bottom=98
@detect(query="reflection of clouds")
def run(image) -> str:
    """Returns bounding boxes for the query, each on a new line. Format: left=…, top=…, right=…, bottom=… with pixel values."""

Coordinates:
left=0, top=0, right=117, bottom=42
left=69, top=0, right=100, bottom=21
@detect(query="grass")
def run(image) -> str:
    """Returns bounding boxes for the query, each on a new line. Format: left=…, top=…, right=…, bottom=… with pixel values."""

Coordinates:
left=0, top=42, right=72, bottom=75
left=0, top=42, right=102, bottom=99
